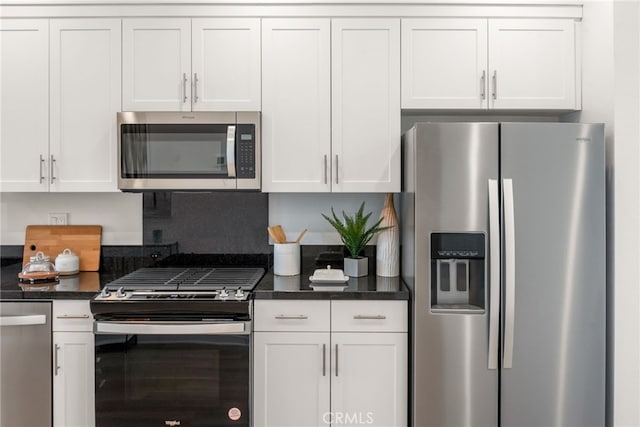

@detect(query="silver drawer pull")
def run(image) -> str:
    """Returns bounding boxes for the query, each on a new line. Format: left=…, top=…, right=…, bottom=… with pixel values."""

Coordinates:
left=56, top=314, right=90, bottom=319
left=353, top=315, right=386, bottom=320
left=275, top=315, right=308, bottom=320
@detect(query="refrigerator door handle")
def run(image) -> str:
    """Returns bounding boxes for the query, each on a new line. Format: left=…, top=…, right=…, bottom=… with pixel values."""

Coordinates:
left=488, top=179, right=500, bottom=370
left=503, top=178, right=516, bottom=369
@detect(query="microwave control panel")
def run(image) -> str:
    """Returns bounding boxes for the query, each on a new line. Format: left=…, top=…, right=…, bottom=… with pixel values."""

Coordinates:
left=236, top=124, right=256, bottom=178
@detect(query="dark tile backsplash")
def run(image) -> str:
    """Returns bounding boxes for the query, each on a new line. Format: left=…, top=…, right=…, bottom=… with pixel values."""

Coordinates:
left=143, top=192, right=270, bottom=254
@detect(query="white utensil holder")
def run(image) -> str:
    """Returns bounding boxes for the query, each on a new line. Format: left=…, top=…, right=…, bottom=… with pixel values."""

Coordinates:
left=274, top=242, right=300, bottom=276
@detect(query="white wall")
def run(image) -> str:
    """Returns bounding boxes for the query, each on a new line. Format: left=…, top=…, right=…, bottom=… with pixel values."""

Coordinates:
left=0, top=193, right=143, bottom=245
left=612, top=1, right=640, bottom=425
left=268, top=193, right=386, bottom=244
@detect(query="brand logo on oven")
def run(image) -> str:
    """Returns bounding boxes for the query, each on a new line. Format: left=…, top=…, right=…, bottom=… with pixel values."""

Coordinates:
left=165, top=421, right=181, bottom=426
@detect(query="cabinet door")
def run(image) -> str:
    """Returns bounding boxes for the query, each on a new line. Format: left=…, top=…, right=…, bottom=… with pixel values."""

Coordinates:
left=192, top=18, right=260, bottom=111
left=53, top=331, right=95, bottom=427
left=488, top=19, right=577, bottom=110
left=261, top=19, right=331, bottom=192
left=331, top=333, right=407, bottom=427
left=401, top=18, right=488, bottom=109
left=0, top=19, right=49, bottom=192
left=332, top=19, right=400, bottom=193
left=253, top=332, right=331, bottom=427
left=49, top=19, right=121, bottom=192
left=123, top=18, right=191, bottom=111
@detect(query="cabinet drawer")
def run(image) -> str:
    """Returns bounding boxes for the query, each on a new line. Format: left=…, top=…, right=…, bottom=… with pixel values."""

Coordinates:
left=254, top=300, right=330, bottom=332
left=331, top=300, right=407, bottom=332
left=52, top=300, right=93, bottom=332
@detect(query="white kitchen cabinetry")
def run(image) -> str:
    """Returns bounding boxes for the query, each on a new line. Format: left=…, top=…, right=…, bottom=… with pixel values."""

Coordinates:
left=261, top=19, right=331, bottom=192
left=50, top=19, right=121, bottom=192
left=0, top=19, right=120, bottom=193
left=52, top=300, right=95, bottom=427
left=262, top=18, right=400, bottom=193
left=331, top=19, right=400, bottom=193
left=402, top=18, right=578, bottom=110
left=253, top=300, right=407, bottom=427
left=0, top=20, right=49, bottom=192
left=123, top=18, right=260, bottom=111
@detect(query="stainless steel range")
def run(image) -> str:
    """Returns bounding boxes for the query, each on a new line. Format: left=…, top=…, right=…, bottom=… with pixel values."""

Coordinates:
left=91, top=266, right=264, bottom=427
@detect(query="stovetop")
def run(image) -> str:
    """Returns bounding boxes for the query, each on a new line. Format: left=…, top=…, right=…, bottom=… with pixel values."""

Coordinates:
left=91, top=267, right=265, bottom=320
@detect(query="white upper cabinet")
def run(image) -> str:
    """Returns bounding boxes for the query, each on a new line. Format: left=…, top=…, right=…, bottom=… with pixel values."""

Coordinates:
left=402, top=18, right=488, bottom=109
left=122, top=18, right=191, bottom=111
left=402, top=18, right=579, bottom=110
left=0, top=20, right=49, bottom=192
left=50, top=19, right=121, bottom=192
left=123, top=18, right=260, bottom=112
left=488, top=19, right=577, bottom=110
left=262, top=18, right=400, bottom=193
left=332, top=19, right=400, bottom=193
left=192, top=19, right=261, bottom=111
left=261, top=18, right=332, bottom=192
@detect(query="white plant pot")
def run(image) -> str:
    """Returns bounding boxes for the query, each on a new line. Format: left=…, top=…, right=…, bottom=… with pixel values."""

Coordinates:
left=344, top=256, right=368, bottom=277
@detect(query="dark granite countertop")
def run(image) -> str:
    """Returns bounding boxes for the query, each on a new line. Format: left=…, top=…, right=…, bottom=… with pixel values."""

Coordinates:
left=254, top=249, right=409, bottom=300
left=1, top=245, right=408, bottom=301
left=254, top=271, right=409, bottom=300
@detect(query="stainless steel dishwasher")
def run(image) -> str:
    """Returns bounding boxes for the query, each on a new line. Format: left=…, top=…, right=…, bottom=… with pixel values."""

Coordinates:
left=0, top=301, right=52, bottom=427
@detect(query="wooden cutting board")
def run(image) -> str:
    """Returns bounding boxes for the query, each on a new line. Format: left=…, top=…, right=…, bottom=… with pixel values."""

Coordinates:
left=23, top=225, right=102, bottom=271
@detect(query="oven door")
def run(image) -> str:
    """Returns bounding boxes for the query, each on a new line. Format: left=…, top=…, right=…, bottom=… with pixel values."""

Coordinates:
left=94, top=321, right=250, bottom=427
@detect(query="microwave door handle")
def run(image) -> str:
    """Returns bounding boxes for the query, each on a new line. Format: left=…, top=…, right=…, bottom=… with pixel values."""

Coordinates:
left=226, top=125, right=236, bottom=177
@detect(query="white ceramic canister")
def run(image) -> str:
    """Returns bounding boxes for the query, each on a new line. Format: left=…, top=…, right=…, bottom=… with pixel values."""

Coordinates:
left=273, top=242, right=300, bottom=276
left=55, top=248, right=80, bottom=275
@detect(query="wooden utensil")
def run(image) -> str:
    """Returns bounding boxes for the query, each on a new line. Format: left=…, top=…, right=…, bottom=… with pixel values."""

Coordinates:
left=22, top=225, right=102, bottom=271
left=295, top=229, right=308, bottom=243
left=267, top=225, right=287, bottom=243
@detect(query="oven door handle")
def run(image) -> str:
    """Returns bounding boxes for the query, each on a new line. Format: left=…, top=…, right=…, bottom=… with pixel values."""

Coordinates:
left=94, top=321, right=250, bottom=335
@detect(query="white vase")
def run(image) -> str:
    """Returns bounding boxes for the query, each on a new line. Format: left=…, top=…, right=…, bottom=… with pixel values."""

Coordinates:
left=344, top=256, right=368, bottom=277
left=376, top=193, right=399, bottom=277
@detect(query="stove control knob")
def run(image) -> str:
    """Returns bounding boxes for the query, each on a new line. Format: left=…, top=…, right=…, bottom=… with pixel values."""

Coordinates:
left=99, top=287, right=111, bottom=299
left=234, top=288, right=245, bottom=300
left=116, top=287, right=127, bottom=299
left=219, top=288, right=229, bottom=300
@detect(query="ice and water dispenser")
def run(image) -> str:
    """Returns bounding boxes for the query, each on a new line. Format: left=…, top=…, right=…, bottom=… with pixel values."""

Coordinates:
left=430, top=233, right=485, bottom=312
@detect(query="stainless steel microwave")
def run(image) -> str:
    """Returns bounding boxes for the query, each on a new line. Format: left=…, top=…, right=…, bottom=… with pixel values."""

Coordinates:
left=117, top=111, right=260, bottom=191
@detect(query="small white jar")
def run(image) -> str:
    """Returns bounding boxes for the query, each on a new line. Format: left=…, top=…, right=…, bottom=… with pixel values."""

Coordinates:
left=274, top=242, right=300, bottom=276
left=55, top=248, right=79, bottom=275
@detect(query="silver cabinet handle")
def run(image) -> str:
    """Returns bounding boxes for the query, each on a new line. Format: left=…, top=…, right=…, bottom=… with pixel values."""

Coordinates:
left=183, top=73, right=188, bottom=103
left=492, top=70, right=497, bottom=100
left=39, top=155, right=45, bottom=184
left=55, top=314, right=90, bottom=319
left=322, top=343, right=326, bottom=376
left=335, top=344, right=339, bottom=377
left=335, top=155, right=339, bottom=185
left=487, top=179, right=500, bottom=370
left=324, top=155, right=328, bottom=185
left=50, top=155, right=56, bottom=184
left=353, top=315, right=386, bottom=320
left=480, top=70, right=486, bottom=100
left=226, top=125, right=236, bottom=177
left=0, top=314, right=46, bottom=327
left=274, top=315, right=308, bottom=320
left=54, top=344, right=61, bottom=376
left=193, top=73, right=199, bottom=103
left=503, top=178, right=516, bottom=369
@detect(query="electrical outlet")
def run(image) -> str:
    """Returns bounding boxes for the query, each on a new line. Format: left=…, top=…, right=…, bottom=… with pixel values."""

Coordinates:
left=49, top=212, right=68, bottom=225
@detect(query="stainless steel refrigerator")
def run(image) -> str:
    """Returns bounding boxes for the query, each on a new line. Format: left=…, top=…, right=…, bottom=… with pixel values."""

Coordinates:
left=400, top=122, right=605, bottom=427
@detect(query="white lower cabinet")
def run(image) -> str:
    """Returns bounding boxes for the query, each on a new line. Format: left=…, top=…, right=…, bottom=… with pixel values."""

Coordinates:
left=52, top=301, right=95, bottom=427
left=253, top=300, right=408, bottom=427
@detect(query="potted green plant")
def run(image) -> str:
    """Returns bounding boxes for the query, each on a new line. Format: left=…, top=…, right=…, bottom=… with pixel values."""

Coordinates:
left=322, top=202, right=390, bottom=277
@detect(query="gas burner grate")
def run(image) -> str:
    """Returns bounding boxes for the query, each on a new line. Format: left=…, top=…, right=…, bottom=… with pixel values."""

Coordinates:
left=105, top=267, right=265, bottom=291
